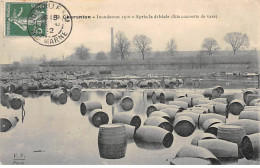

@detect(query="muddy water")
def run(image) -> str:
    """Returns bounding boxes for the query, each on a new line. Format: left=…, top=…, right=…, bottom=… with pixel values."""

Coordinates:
left=0, top=88, right=259, bottom=165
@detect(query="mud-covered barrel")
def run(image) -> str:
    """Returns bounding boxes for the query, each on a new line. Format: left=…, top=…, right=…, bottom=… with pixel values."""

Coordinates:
left=106, top=91, right=122, bottom=105
left=112, top=113, right=141, bottom=128
left=228, top=99, right=245, bottom=115
left=173, top=116, right=195, bottom=137
left=241, top=133, right=260, bottom=160
left=217, top=124, right=246, bottom=144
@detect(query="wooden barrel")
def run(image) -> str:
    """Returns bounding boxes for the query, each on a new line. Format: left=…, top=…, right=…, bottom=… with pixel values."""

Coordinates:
left=249, top=98, right=260, bottom=106
left=159, top=91, right=176, bottom=103
left=174, top=116, right=195, bottom=137
left=239, top=111, right=260, bottom=121
left=112, top=113, right=141, bottom=129
left=244, top=106, right=260, bottom=111
left=186, top=93, right=204, bottom=99
left=144, top=116, right=173, bottom=132
left=6, top=93, right=25, bottom=110
left=106, top=91, right=122, bottom=105
left=97, top=81, right=104, bottom=88
left=151, top=91, right=161, bottom=104
left=228, top=99, right=245, bottom=115
left=217, top=124, right=246, bottom=144
left=149, top=111, right=172, bottom=122
left=170, top=157, right=212, bottom=165
left=198, top=113, right=226, bottom=129
left=123, top=124, right=136, bottom=139
left=80, top=101, right=102, bottom=116
left=213, top=86, right=224, bottom=95
left=134, top=126, right=173, bottom=148
left=19, top=81, right=29, bottom=91
left=146, top=103, right=181, bottom=117
left=191, top=133, right=217, bottom=145
left=120, top=96, right=134, bottom=111
left=206, top=122, right=225, bottom=136
left=193, top=98, right=212, bottom=105
left=198, top=139, right=239, bottom=160
left=202, top=118, right=223, bottom=131
left=190, top=107, right=209, bottom=114
left=194, top=104, right=215, bottom=113
left=213, top=102, right=228, bottom=117
left=146, top=90, right=154, bottom=98
left=89, top=109, right=109, bottom=127
left=241, top=133, right=260, bottom=160
left=220, top=93, right=236, bottom=104
left=175, top=145, right=221, bottom=165
left=246, top=94, right=260, bottom=106
left=70, top=85, right=82, bottom=101
left=212, top=98, right=228, bottom=104
left=160, top=108, right=182, bottom=120
left=0, top=116, right=19, bottom=132
left=229, top=119, right=260, bottom=135
left=169, top=101, right=188, bottom=110
left=175, top=97, right=193, bottom=107
left=175, top=112, right=200, bottom=124
left=52, top=90, right=67, bottom=105
left=243, top=88, right=259, bottom=103
left=98, top=124, right=127, bottom=159
left=203, top=88, right=220, bottom=99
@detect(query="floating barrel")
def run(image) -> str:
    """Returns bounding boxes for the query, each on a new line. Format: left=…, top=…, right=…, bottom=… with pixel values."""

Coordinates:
left=241, top=133, right=260, bottom=160
left=106, top=91, right=122, bottom=105
left=146, top=90, right=154, bottom=98
left=175, top=97, right=193, bottom=107
left=80, top=101, right=102, bottom=116
left=112, top=113, right=141, bottom=129
left=186, top=93, right=204, bottom=99
left=198, top=139, right=239, bottom=160
left=98, top=124, right=127, bottom=159
left=6, top=93, right=25, bottom=110
left=229, top=119, right=260, bottom=135
left=120, top=96, right=134, bottom=111
left=202, top=118, right=223, bottom=131
left=246, top=94, right=260, bottom=106
left=249, top=98, right=260, bottom=106
left=228, top=99, right=245, bottom=115
left=198, top=113, right=226, bottom=129
left=189, top=107, right=209, bottom=114
left=89, top=109, right=109, bottom=127
left=212, top=98, right=228, bottom=104
left=170, top=157, right=212, bottom=165
left=173, top=116, right=195, bottom=137
left=144, top=116, right=173, bottom=132
left=159, top=91, right=176, bottom=103
left=194, top=104, right=215, bottom=113
left=191, top=133, right=217, bottom=145
left=0, top=116, right=19, bottom=132
left=175, top=145, right=221, bottom=165
left=52, top=90, right=67, bottom=105
left=149, top=111, right=172, bottom=123
left=19, top=81, right=29, bottom=91
left=193, top=98, right=212, bottom=106
left=213, top=86, right=224, bottom=95
left=146, top=103, right=181, bottom=117
left=151, top=91, right=161, bottom=104
left=243, top=88, right=259, bottom=103
left=220, top=94, right=236, bottom=104
left=97, top=81, right=104, bottom=88
left=203, top=88, right=220, bottom=99
left=239, top=111, right=260, bottom=121
left=134, top=126, right=173, bottom=148
left=160, top=108, right=182, bottom=120
left=70, top=85, right=82, bottom=101
left=206, top=122, right=225, bottom=136
left=175, top=112, right=200, bottom=124
left=244, top=106, right=260, bottom=111
left=213, top=102, right=228, bottom=117
left=123, top=124, right=136, bottom=139
left=169, top=101, right=188, bottom=110
left=217, top=124, right=246, bottom=144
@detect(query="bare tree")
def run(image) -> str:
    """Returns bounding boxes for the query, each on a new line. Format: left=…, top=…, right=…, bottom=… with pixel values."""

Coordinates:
left=224, top=32, right=249, bottom=55
left=166, top=39, right=177, bottom=56
left=114, top=31, right=130, bottom=60
left=95, top=52, right=107, bottom=60
left=133, top=34, right=152, bottom=60
left=75, top=45, right=90, bottom=60
left=202, top=38, right=220, bottom=55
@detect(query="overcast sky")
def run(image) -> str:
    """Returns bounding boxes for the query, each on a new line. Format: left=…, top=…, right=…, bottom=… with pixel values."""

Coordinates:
left=0, top=0, right=259, bottom=64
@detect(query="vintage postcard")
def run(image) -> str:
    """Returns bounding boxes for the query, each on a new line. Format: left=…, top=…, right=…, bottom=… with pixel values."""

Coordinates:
left=0, top=0, right=259, bottom=165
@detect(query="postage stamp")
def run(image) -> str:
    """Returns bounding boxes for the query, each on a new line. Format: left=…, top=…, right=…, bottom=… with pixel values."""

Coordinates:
left=5, top=1, right=73, bottom=46
left=5, top=2, right=41, bottom=36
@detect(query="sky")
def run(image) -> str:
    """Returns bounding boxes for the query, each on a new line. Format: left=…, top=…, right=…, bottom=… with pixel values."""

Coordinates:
left=0, top=0, right=260, bottom=64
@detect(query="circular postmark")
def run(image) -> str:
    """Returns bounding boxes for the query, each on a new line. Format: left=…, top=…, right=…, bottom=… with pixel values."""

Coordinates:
left=27, top=1, right=73, bottom=46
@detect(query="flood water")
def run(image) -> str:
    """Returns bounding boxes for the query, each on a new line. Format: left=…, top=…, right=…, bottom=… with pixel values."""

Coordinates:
left=0, top=81, right=259, bottom=165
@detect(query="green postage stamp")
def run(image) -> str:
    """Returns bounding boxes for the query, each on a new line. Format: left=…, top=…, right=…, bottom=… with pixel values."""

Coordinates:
left=5, top=2, right=47, bottom=36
